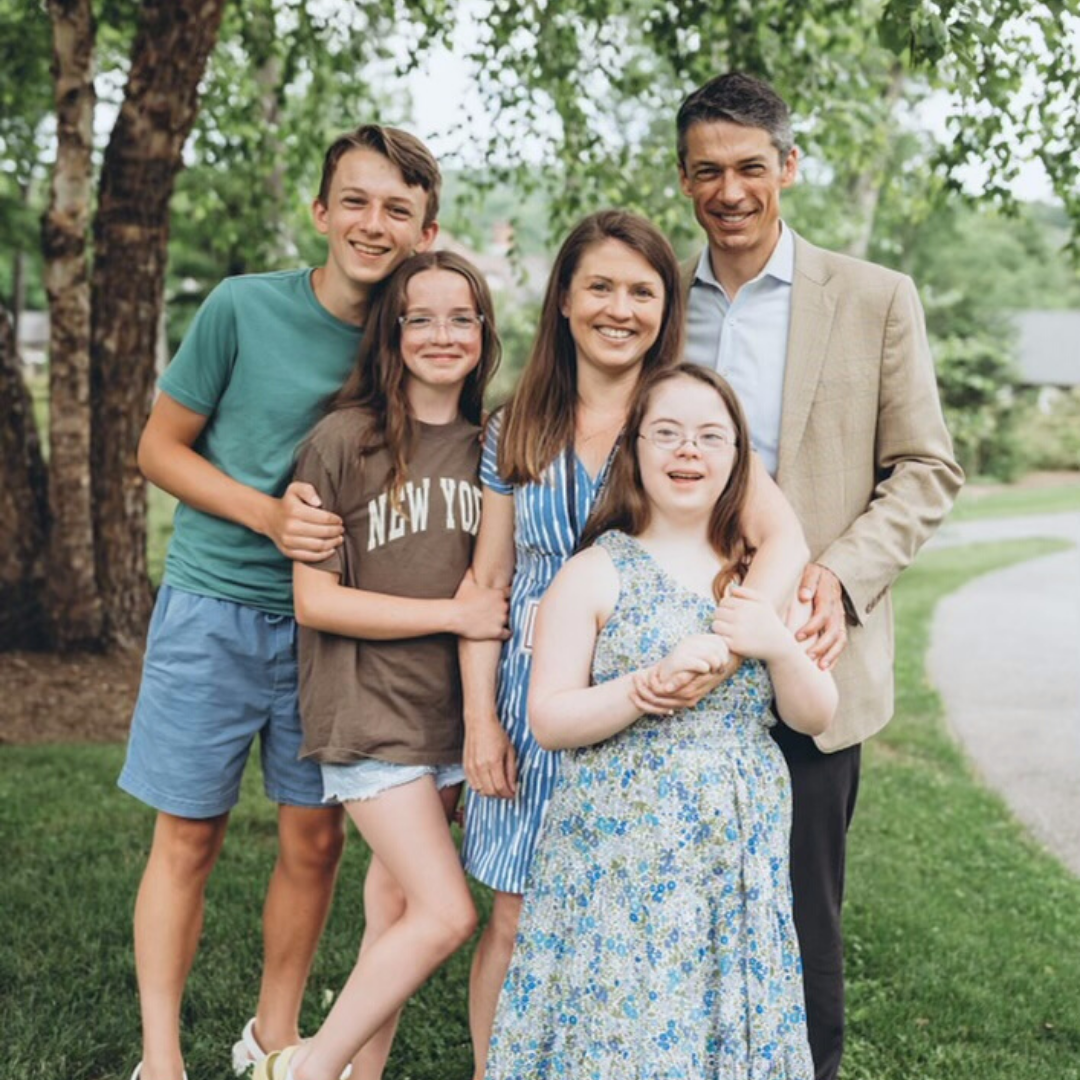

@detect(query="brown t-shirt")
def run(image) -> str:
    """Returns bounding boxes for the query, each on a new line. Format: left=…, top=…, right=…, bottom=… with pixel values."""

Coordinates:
left=294, top=409, right=482, bottom=765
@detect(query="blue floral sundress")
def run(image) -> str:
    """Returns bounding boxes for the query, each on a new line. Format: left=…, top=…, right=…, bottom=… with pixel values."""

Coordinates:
left=485, top=530, right=813, bottom=1080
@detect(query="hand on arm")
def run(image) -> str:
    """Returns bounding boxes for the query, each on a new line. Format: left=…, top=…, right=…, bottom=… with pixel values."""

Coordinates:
left=629, top=634, right=734, bottom=715
left=461, top=487, right=518, bottom=798
left=138, top=393, right=344, bottom=561
left=713, top=585, right=837, bottom=735
left=795, top=563, right=848, bottom=670
left=293, top=562, right=509, bottom=641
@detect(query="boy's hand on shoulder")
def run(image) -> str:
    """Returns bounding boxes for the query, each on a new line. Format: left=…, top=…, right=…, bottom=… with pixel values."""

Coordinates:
left=713, top=585, right=790, bottom=661
left=266, top=482, right=344, bottom=561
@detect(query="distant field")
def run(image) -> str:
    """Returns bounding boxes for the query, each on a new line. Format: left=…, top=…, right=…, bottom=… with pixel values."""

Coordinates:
left=951, top=476, right=1080, bottom=521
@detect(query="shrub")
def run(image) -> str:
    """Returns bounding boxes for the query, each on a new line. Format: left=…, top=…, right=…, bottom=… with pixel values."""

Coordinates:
left=934, top=335, right=1032, bottom=481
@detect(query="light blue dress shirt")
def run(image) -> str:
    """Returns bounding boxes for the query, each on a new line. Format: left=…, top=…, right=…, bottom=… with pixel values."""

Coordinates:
left=685, top=223, right=794, bottom=477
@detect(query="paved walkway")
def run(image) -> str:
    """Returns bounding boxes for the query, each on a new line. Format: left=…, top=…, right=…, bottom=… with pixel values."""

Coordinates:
left=926, top=512, right=1080, bottom=875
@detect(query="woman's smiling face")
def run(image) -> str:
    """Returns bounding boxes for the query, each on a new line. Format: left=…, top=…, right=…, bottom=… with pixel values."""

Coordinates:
left=560, top=238, right=666, bottom=380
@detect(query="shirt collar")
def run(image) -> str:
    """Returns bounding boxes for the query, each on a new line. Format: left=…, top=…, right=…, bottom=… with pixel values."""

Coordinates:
left=693, top=220, right=794, bottom=292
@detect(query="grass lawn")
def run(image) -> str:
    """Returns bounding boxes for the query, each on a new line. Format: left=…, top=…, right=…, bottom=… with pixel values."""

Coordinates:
left=951, top=478, right=1080, bottom=521
left=4, top=538, right=1080, bottom=1079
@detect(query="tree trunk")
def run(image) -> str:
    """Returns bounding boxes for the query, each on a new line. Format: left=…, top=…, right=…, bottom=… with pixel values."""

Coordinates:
left=42, top=0, right=101, bottom=648
left=0, top=304, right=49, bottom=650
left=89, top=0, right=226, bottom=649
left=843, top=62, right=906, bottom=260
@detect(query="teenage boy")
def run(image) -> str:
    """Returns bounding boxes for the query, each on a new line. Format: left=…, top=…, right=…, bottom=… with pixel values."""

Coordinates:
left=677, top=73, right=963, bottom=1080
left=119, top=125, right=441, bottom=1080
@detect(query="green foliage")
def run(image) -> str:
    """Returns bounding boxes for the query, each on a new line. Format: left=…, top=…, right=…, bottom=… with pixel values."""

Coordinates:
left=171, top=0, right=450, bottom=278
left=489, top=296, right=542, bottom=404
left=1020, top=389, right=1080, bottom=472
left=894, top=203, right=1080, bottom=339
left=934, top=334, right=1032, bottom=480
left=0, top=0, right=52, bottom=187
left=459, top=0, right=1080, bottom=253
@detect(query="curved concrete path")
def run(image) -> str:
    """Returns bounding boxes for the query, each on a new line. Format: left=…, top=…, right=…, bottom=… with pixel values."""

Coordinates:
left=926, top=512, right=1080, bottom=875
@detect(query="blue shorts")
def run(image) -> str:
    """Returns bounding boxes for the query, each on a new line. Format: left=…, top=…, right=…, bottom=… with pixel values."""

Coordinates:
left=118, top=585, right=326, bottom=818
left=321, top=760, right=465, bottom=804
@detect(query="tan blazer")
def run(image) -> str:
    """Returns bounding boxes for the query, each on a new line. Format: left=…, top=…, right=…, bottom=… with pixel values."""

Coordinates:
left=683, top=234, right=963, bottom=751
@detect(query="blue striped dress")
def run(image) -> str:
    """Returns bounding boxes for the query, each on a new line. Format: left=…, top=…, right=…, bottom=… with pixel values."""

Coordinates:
left=462, top=412, right=610, bottom=893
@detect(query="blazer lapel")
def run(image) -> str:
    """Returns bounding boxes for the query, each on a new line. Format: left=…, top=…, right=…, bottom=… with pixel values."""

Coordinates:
left=778, top=235, right=836, bottom=483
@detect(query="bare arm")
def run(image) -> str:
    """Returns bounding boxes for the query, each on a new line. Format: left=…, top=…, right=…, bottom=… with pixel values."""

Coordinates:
left=137, top=392, right=344, bottom=561
left=713, top=585, right=836, bottom=736
left=740, top=452, right=809, bottom=610
left=460, top=488, right=519, bottom=797
left=643, top=454, right=807, bottom=711
left=528, top=548, right=640, bottom=750
left=293, top=562, right=509, bottom=640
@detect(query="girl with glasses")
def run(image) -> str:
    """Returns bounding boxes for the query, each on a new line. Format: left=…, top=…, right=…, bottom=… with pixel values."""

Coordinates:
left=256, top=252, right=509, bottom=1080
left=485, top=363, right=837, bottom=1079
left=460, top=210, right=816, bottom=1077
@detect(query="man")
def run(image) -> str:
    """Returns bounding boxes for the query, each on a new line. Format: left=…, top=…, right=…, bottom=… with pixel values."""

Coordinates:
left=118, top=125, right=441, bottom=1080
left=677, top=73, right=963, bottom=1080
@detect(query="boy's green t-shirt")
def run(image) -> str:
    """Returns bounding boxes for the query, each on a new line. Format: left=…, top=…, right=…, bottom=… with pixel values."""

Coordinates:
left=159, top=269, right=362, bottom=615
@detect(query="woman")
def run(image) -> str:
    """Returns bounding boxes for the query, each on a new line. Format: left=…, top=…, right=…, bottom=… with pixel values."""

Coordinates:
left=460, top=210, right=810, bottom=1076
left=485, top=363, right=835, bottom=1078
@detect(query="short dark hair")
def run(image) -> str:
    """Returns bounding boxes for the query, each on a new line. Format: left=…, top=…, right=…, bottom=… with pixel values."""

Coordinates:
left=317, top=124, right=441, bottom=227
left=676, top=72, right=794, bottom=167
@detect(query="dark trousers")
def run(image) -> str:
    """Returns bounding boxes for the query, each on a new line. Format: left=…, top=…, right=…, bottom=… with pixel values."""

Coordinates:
left=771, top=720, right=862, bottom=1080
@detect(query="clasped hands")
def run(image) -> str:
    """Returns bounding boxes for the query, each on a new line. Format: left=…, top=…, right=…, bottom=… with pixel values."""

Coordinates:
left=631, top=564, right=847, bottom=716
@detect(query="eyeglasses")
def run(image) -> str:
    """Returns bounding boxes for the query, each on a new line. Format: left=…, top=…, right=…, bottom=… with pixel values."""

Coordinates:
left=639, top=425, right=737, bottom=453
left=398, top=313, right=484, bottom=339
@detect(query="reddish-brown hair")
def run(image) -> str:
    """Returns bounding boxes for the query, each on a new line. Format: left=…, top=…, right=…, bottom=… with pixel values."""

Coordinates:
left=496, top=209, right=684, bottom=485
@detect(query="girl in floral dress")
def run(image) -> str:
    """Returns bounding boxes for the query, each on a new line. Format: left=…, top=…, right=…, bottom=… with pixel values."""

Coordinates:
left=485, top=364, right=837, bottom=1079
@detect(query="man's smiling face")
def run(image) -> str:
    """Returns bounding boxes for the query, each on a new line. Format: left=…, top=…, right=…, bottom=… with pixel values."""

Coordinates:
left=679, top=119, right=797, bottom=270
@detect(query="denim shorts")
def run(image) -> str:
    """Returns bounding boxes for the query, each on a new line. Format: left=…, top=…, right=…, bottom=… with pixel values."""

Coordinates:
left=118, top=585, right=326, bottom=818
left=321, top=759, right=466, bottom=804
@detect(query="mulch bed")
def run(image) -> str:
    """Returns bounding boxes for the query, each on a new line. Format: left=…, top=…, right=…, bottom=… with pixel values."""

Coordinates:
left=0, top=649, right=143, bottom=744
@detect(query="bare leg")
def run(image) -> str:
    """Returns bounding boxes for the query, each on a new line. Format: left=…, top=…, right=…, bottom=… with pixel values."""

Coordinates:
left=135, top=811, right=230, bottom=1080
left=468, top=890, right=523, bottom=1080
left=290, top=779, right=477, bottom=1080
left=253, top=805, right=346, bottom=1050
left=351, top=784, right=461, bottom=1080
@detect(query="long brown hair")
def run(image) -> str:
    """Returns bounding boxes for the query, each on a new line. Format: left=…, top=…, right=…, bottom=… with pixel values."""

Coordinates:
left=497, top=209, right=684, bottom=484
left=580, top=364, right=754, bottom=602
left=330, top=250, right=501, bottom=505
